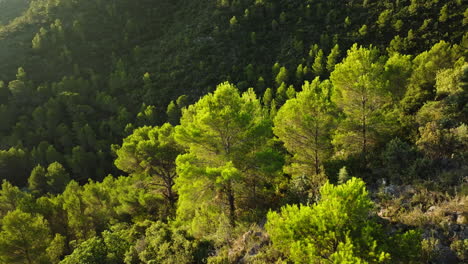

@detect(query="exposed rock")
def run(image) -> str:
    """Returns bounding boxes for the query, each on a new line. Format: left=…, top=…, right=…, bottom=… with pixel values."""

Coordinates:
left=456, top=212, right=467, bottom=225
left=382, top=185, right=399, bottom=197
left=462, top=228, right=468, bottom=240
left=377, top=208, right=390, bottom=218
left=375, top=184, right=468, bottom=263
left=229, top=227, right=270, bottom=263
left=432, top=245, right=459, bottom=264
left=427, top=205, right=437, bottom=213
left=445, top=212, right=458, bottom=222
left=448, top=223, right=461, bottom=233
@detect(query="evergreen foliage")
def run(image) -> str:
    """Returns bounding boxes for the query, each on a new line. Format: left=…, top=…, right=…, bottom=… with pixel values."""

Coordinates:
left=266, top=178, right=420, bottom=263
left=0, top=0, right=466, bottom=262
left=0, top=210, right=51, bottom=264
left=174, top=82, right=280, bottom=234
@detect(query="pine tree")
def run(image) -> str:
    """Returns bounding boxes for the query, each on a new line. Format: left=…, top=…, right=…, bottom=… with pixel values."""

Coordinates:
left=166, top=100, right=181, bottom=125
left=175, top=82, right=277, bottom=232
left=266, top=178, right=391, bottom=263
left=115, top=123, right=183, bottom=216
left=326, top=44, right=340, bottom=72
left=274, top=78, right=335, bottom=185
left=0, top=210, right=51, bottom=264
left=45, top=162, right=70, bottom=194
left=275, top=66, right=289, bottom=87
left=330, top=44, right=392, bottom=160
left=28, top=165, right=47, bottom=196
left=312, top=49, right=324, bottom=76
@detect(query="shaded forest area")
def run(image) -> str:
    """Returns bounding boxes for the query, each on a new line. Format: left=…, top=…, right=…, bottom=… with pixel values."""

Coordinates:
left=0, top=0, right=467, bottom=263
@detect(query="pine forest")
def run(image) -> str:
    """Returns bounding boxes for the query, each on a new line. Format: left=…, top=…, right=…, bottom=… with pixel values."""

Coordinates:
left=0, top=0, right=467, bottom=263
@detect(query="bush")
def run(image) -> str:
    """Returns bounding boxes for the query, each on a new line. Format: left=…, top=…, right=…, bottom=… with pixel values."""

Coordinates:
left=125, top=221, right=212, bottom=264
left=266, top=177, right=421, bottom=263
left=381, top=138, right=417, bottom=184
left=450, top=239, right=468, bottom=261
left=266, top=178, right=389, bottom=263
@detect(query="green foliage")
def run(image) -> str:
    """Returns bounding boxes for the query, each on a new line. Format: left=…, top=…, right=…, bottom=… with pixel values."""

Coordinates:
left=358, top=24, right=368, bottom=36
left=402, top=41, right=457, bottom=113
left=126, top=221, right=209, bottom=264
left=28, top=165, right=48, bottom=196
left=331, top=44, right=394, bottom=160
left=0, top=0, right=29, bottom=25
left=312, top=49, right=324, bottom=77
left=0, top=0, right=465, bottom=189
left=439, top=4, right=449, bottom=22
left=450, top=239, right=468, bottom=261
left=384, top=53, right=413, bottom=100
left=166, top=100, right=181, bottom=125
left=60, top=236, right=107, bottom=264
left=0, top=209, right=51, bottom=264
left=275, top=82, right=288, bottom=106
left=416, top=122, right=467, bottom=161
left=47, top=234, right=66, bottom=264
left=275, top=66, right=288, bottom=87
left=326, top=44, right=340, bottom=73
left=435, top=62, right=466, bottom=96
left=0, top=0, right=465, bottom=262
left=274, top=78, right=335, bottom=194
left=229, top=16, right=238, bottom=27
left=114, top=123, right=182, bottom=216
left=267, top=177, right=422, bottom=263
left=381, top=138, right=417, bottom=184
left=0, top=180, right=34, bottom=218
left=387, top=230, right=423, bottom=264
left=46, top=162, right=70, bottom=194
left=175, top=82, right=278, bottom=234
left=60, top=225, right=131, bottom=264
left=0, top=147, right=31, bottom=186
left=60, top=180, right=96, bottom=242
left=262, top=88, right=273, bottom=107
left=377, top=10, right=392, bottom=28
left=337, top=166, right=349, bottom=184
left=267, top=178, right=391, bottom=263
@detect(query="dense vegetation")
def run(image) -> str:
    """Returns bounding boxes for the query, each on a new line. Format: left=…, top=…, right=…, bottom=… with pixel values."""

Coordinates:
left=0, top=0, right=467, bottom=263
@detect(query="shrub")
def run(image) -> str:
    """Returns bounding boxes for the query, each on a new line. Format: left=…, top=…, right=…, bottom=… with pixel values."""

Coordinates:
left=266, top=177, right=421, bottom=263
left=266, top=178, right=389, bottom=263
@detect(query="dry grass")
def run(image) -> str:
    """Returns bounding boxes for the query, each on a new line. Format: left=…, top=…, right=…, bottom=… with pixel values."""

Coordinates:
left=378, top=186, right=467, bottom=227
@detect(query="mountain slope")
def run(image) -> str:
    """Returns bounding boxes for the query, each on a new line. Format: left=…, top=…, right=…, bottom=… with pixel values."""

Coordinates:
left=0, top=0, right=466, bottom=184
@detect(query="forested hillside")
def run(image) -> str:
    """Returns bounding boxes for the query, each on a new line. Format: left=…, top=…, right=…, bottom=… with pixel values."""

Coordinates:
left=0, top=0, right=29, bottom=25
left=0, top=0, right=467, bottom=263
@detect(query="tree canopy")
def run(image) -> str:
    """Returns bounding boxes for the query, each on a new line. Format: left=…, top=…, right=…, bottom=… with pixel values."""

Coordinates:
left=0, top=0, right=466, bottom=262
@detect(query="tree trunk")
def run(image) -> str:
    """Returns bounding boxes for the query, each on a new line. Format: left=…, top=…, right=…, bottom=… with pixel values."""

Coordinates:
left=314, top=123, right=320, bottom=175
left=227, top=181, right=236, bottom=227
left=361, top=96, right=367, bottom=166
left=362, top=116, right=366, bottom=155
left=24, top=244, right=32, bottom=264
left=166, top=175, right=176, bottom=209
